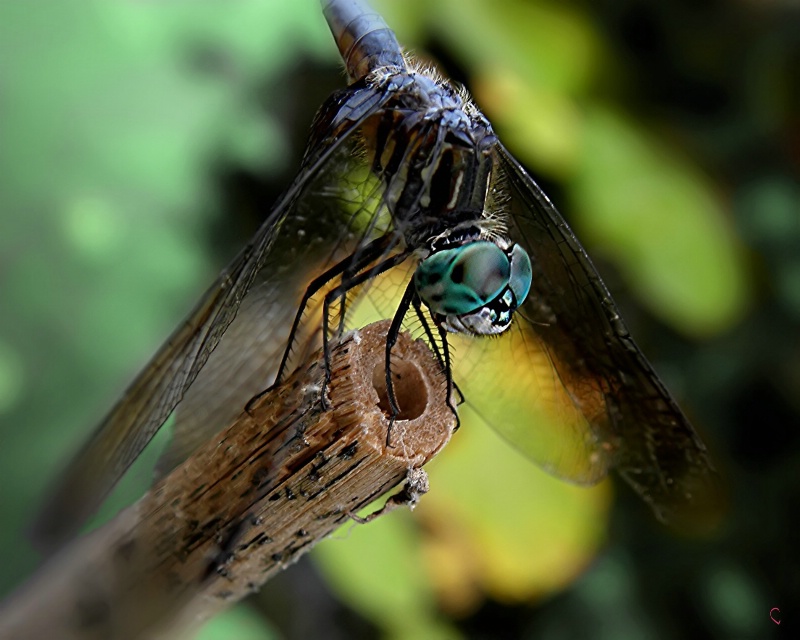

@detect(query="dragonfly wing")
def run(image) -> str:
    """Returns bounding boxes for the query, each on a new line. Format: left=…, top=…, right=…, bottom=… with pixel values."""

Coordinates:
left=488, top=142, right=717, bottom=521
left=33, top=81, right=398, bottom=549
left=33, top=229, right=277, bottom=550
left=153, top=251, right=320, bottom=476
left=449, top=323, right=613, bottom=484
left=160, top=84, right=407, bottom=473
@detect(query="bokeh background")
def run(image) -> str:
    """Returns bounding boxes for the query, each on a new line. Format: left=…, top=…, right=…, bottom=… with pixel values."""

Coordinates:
left=1, top=0, right=798, bottom=638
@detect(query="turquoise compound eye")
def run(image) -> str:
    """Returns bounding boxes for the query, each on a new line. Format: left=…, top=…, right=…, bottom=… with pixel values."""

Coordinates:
left=508, top=243, right=532, bottom=306
left=415, top=241, right=516, bottom=316
left=415, top=242, right=509, bottom=316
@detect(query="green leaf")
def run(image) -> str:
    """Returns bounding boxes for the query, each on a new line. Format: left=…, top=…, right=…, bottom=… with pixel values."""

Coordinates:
left=435, top=0, right=603, bottom=95
left=418, top=406, right=610, bottom=609
left=571, top=106, right=750, bottom=336
left=194, top=604, right=278, bottom=640
left=313, top=509, right=461, bottom=639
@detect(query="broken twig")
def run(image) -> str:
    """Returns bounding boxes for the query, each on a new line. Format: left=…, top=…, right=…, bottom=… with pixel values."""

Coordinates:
left=0, top=321, right=455, bottom=640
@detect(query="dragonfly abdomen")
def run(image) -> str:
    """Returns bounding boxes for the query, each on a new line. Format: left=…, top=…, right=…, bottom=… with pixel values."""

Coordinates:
left=322, top=0, right=407, bottom=81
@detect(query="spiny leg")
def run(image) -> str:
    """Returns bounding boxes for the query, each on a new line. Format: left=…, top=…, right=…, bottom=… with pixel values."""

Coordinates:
left=333, top=195, right=394, bottom=339
left=410, top=295, right=445, bottom=366
left=409, top=296, right=461, bottom=431
left=244, top=235, right=396, bottom=414
left=320, top=250, right=411, bottom=407
left=411, top=296, right=446, bottom=373
left=383, top=281, right=417, bottom=446
left=276, top=234, right=396, bottom=383
left=436, top=321, right=461, bottom=431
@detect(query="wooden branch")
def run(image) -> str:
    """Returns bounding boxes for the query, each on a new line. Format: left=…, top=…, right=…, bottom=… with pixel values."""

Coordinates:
left=0, top=321, right=455, bottom=640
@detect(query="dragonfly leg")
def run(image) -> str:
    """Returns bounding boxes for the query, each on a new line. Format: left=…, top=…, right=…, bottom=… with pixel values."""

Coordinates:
left=436, top=323, right=460, bottom=431
left=320, top=250, right=411, bottom=408
left=408, top=297, right=461, bottom=432
left=410, top=296, right=445, bottom=368
left=244, top=236, right=399, bottom=416
left=274, top=234, right=397, bottom=385
left=383, top=281, right=416, bottom=447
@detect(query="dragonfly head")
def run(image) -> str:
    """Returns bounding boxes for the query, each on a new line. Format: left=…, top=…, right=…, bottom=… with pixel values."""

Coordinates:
left=414, top=240, right=532, bottom=335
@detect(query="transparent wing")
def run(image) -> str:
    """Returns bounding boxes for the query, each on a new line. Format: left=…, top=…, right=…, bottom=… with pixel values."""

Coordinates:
left=32, top=81, right=400, bottom=549
left=453, top=143, right=717, bottom=522
left=449, top=323, right=612, bottom=485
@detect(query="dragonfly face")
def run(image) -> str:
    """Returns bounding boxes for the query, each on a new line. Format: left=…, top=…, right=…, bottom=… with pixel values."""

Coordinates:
left=33, top=0, right=719, bottom=549
left=415, top=240, right=533, bottom=335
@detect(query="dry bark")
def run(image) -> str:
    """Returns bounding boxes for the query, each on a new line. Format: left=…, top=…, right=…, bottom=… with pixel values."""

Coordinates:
left=0, top=321, right=455, bottom=640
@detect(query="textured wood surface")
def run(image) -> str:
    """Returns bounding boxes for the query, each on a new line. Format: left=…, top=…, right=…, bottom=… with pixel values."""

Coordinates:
left=0, top=321, right=455, bottom=640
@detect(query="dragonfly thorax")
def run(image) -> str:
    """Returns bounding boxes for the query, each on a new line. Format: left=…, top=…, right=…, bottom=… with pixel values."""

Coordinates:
left=360, top=69, right=497, bottom=239
left=414, top=240, right=532, bottom=335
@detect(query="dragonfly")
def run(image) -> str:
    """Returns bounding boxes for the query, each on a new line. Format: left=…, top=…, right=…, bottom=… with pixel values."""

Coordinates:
left=33, top=0, right=718, bottom=550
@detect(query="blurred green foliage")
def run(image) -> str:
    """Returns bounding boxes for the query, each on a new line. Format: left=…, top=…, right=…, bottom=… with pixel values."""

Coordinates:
left=1, top=0, right=798, bottom=639
left=0, top=0, right=332, bottom=606
left=194, top=605, right=278, bottom=640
